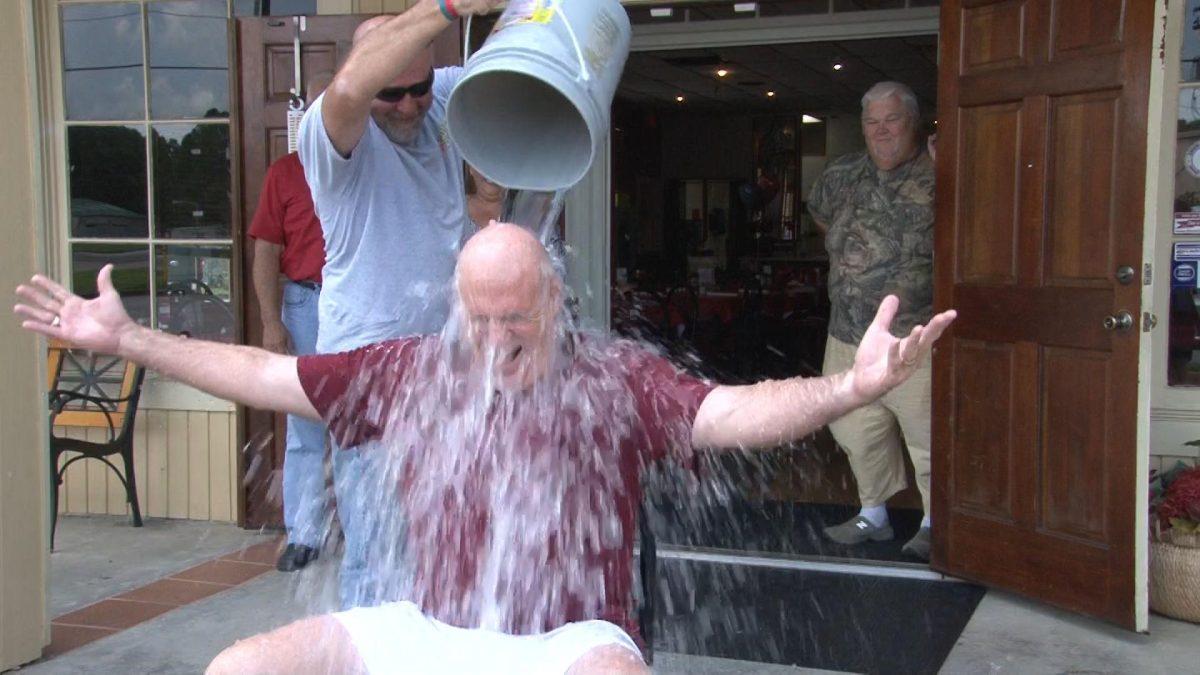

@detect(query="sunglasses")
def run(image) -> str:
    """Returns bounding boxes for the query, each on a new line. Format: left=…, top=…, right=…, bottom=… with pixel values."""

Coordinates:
left=375, top=71, right=435, bottom=102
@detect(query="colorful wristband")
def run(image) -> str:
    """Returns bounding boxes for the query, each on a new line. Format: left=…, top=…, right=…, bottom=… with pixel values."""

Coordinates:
left=437, top=0, right=458, bottom=21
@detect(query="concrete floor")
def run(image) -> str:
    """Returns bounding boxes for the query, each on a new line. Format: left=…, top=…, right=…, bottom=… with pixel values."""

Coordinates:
left=16, top=515, right=1200, bottom=674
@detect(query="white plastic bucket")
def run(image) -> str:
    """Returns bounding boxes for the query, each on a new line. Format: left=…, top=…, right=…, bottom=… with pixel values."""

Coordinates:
left=446, top=0, right=631, bottom=191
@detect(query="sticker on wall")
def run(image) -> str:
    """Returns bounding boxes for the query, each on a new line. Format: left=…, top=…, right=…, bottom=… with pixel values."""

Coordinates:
left=1175, top=211, right=1200, bottom=234
left=1173, top=260, right=1198, bottom=288
left=1174, top=241, right=1200, bottom=261
left=1186, top=140, right=1200, bottom=177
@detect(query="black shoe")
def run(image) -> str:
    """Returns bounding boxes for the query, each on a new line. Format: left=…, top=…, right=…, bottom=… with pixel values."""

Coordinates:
left=276, top=543, right=318, bottom=572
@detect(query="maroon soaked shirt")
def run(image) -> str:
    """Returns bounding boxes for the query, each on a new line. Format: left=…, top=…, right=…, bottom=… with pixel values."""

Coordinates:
left=296, top=335, right=714, bottom=644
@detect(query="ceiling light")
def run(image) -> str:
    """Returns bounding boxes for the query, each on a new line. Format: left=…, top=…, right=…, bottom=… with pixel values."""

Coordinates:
left=649, top=7, right=672, bottom=18
left=766, top=90, right=776, bottom=98
left=832, top=61, right=844, bottom=71
left=734, top=2, right=757, bottom=12
left=716, top=68, right=729, bottom=78
left=676, top=95, right=685, bottom=103
left=802, top=114, right=821, bottom=124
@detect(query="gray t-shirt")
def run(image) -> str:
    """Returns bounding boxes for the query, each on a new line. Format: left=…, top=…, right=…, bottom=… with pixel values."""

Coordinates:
left=298, top=67, right=469, bottom=352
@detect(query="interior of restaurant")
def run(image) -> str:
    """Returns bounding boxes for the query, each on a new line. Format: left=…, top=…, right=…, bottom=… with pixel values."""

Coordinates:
left=608, top=36, right=938, bottom=561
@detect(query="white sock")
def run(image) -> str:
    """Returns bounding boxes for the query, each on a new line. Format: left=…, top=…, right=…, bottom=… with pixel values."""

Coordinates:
left=920, top=515, right=931, bottom=529
left=859, top=505, right=889, bottom=527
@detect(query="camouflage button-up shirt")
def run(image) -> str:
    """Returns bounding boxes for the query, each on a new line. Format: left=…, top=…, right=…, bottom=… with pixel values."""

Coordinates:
left=808, top=150, right=934, bottom=344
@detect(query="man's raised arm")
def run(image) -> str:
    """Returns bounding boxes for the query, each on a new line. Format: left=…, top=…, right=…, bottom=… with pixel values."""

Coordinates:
left=321, top=0, right=500, bottom=156
left=692, top=296, right=955, bottom=449
left=14, top=266, right=318, bottom=421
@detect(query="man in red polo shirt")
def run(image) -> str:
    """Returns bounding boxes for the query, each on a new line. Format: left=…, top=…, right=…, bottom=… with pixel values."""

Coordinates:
left=15, top=224, right=955, bottom=674
left=248, top=74, right=333, bottom=572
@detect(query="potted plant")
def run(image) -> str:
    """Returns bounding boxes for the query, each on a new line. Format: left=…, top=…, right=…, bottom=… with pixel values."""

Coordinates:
left=1149, top=458, right=1200, bottom=623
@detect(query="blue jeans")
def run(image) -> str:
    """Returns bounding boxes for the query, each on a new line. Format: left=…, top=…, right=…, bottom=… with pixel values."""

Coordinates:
left=280, top=282, right=328, bottom=547
left=332, top=440, right=408, bottom=609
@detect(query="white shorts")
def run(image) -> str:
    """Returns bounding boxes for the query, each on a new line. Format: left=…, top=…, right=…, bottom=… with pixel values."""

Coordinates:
left=333, top=601, right=641, bottom=675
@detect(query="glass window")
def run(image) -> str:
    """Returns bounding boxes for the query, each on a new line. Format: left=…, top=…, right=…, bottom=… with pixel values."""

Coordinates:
left=72, top=243, right=153, bottom=328
left=61, top=3, right=145, bottom=121
left=61, top=1, right=235, bottom=337
left=153, top=123, right=231, bottom=239
left=68, top=125, right=149, bottom=238
left=833, top=0, right=906, bottom=10
left=155, top=244, right=235, bottom=341
left=148, top=0, right=230, bottom=119
left=232, top=0, right=318, bottom=15
left=1184, top=0, right=1200, bottom=82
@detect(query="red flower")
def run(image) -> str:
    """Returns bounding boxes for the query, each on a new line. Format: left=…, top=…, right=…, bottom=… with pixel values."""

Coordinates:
left=1158, top=466, right=1200, bottom=528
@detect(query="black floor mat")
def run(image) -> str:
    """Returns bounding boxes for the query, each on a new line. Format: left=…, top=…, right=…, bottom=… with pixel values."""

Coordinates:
left=651, top=558, right=985, bottom=675
left=649, top=498, right=926, bottom=563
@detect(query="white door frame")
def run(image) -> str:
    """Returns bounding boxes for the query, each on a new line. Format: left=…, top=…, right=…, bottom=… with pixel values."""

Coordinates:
left=565, top=6, right=939, bottom=330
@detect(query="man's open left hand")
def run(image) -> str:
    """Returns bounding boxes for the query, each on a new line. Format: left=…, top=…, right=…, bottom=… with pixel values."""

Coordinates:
left=14, top=264, right=138, bottom=354
left=848, top=295, right=956, bottom=405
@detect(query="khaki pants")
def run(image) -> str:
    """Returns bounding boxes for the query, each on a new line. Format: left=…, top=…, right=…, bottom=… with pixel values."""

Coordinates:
left=822, top=335, right=931, bottom=515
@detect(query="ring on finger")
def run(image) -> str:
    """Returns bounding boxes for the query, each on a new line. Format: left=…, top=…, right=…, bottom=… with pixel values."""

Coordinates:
left=51, top=315, right=61, bottom=327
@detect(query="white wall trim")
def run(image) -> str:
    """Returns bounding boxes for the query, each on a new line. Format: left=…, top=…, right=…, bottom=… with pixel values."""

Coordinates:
left=138, top=377, right=237, bottom=412
left=630, top=6, right=938, bottom=51
left=1136, top=0, right=1173, bottom=634
left=566, top=138, right=612, bottom=330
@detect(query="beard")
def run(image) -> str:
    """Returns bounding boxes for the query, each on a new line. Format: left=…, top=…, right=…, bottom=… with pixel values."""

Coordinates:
left=377, top=113, right=423, bottom=146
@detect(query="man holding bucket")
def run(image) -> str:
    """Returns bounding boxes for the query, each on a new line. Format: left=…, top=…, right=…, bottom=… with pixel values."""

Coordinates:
left=296, top=0, right=501, bottom=608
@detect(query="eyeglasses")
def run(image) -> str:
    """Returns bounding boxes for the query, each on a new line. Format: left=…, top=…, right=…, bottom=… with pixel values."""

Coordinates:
left=375, top=71, right=435, bottom=102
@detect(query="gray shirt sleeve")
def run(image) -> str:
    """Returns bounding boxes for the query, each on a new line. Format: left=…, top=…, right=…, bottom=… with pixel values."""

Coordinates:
left=297, top=93, right=369, bottom=202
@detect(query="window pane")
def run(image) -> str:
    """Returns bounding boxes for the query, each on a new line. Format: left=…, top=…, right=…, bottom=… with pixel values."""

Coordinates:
left=153, top=123, right=231, bottom=239
left=68, top=125, right=149, bottom=238
left=833, top=0, right=905, bottom=10
left=760, top=0, right=833, bottom=17
left=148, top=0, right=230, bottom=119
left=72, top=243, right=152, bottom=328
left=156, top=244, right=235, bottom=342
left=1183, top=0, right=1200, bottom=82
left=1170, top=88, right=1200, bottom=385
left=61, top=3, right=145, bottom=121
left=233, top=0, right=318, bottom=15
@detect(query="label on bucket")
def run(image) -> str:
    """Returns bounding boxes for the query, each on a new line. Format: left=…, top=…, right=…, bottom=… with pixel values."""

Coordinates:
left=497, top=0, right=556, bottom=28
left=583, top=9, right=620, bottom=79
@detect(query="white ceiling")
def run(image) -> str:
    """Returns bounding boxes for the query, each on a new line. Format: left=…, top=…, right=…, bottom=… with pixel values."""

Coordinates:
left=616, top=35, right=938, bottom=115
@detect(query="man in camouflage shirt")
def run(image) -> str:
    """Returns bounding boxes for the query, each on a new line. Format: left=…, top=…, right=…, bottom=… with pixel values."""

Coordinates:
left=807, top=81, right=935, bottom=560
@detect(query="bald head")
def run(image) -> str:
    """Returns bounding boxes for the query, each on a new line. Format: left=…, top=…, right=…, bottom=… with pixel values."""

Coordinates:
left=456, top=223, right=562, bottom=389
left=459, top=222, right=553, bottom=295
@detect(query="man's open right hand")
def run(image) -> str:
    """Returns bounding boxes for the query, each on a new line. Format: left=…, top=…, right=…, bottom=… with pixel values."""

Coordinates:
left=14, top=264, right=139, bottom=355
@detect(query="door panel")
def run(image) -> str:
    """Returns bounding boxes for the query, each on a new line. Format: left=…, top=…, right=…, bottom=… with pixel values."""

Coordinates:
left=933, top=0, right=1152, bottom=629
left=235, top=15, right=461, bottom=527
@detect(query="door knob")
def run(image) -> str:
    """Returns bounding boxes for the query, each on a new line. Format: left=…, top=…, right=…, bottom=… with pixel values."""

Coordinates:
left=1103, top=311, right=1134, bottom=331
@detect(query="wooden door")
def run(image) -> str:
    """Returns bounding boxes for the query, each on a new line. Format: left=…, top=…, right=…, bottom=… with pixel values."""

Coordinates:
left=932, top=0, right=1153, bottom=629
left=235, top=14, right=461, bottom=528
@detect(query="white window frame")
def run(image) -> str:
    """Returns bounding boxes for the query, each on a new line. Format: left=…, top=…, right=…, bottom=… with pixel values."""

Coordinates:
left=45, top=0, right=244, bottom=411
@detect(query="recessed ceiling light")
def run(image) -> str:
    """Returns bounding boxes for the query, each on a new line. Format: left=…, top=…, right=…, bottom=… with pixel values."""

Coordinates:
left=734, top=2, right=757, bottom=12
left=676, top=95, right=685, bottom=103
left=802, top=114, right=821, bottom=124
left=649, top=7, right=672, bottom=18
left=832, top=62, right=844, bottom=71
left=716, top=68, right=729, bottom=78
left=766, top=90, right=776, bottom=98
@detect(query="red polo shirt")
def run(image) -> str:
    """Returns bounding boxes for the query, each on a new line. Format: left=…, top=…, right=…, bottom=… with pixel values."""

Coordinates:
left=296, top=336, right=714, bottom=645
left=248, top=152, right=325, bottom=284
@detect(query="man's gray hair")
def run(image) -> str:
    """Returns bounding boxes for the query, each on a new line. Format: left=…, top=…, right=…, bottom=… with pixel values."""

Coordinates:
left=861, top=81, right=919, bottom=119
